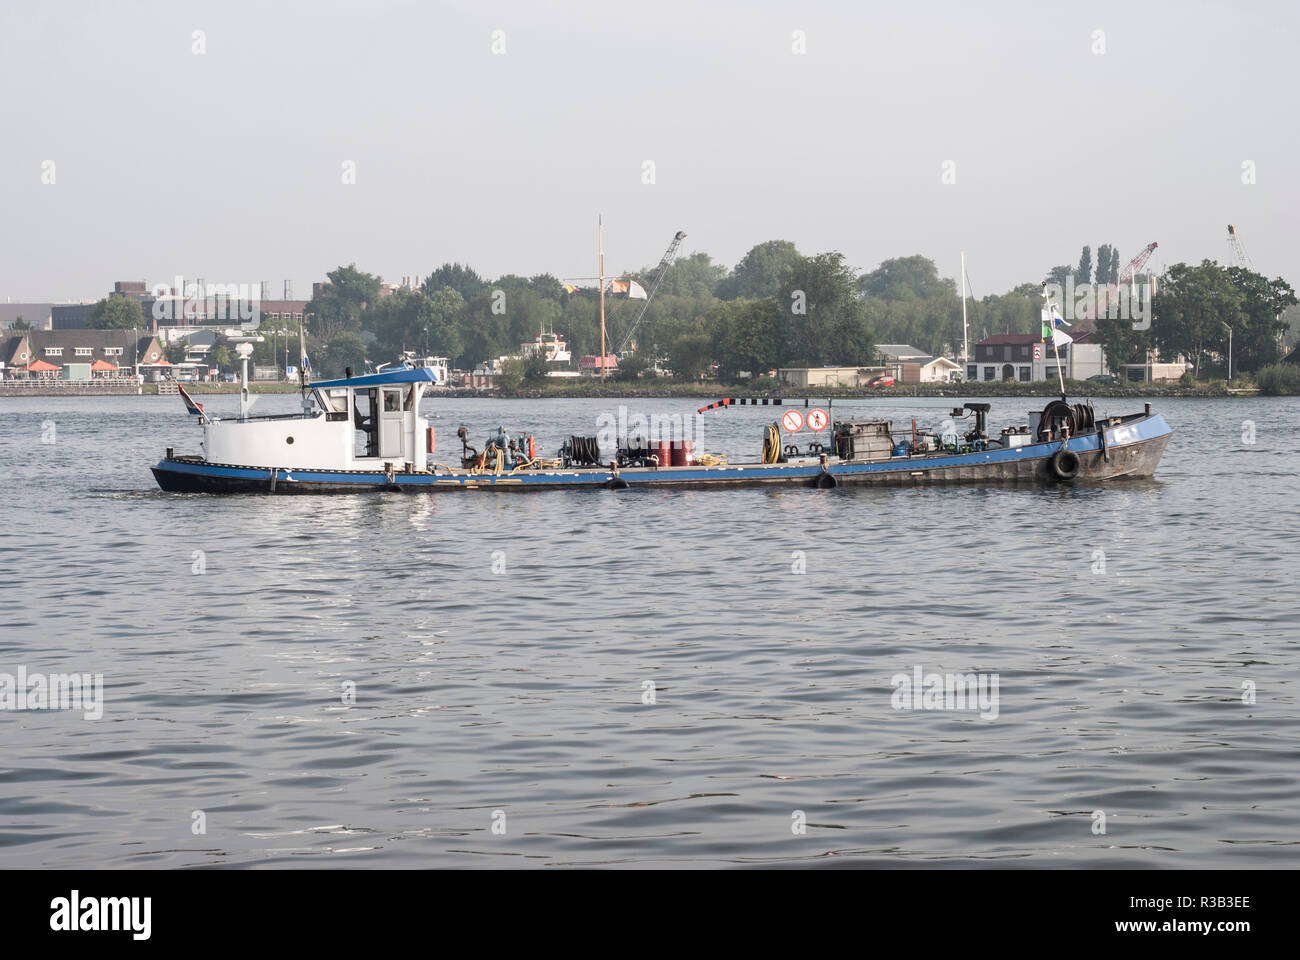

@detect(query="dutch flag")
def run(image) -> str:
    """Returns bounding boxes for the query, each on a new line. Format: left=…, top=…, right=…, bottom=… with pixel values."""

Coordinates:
left=176, top=382, right=207, bottom=421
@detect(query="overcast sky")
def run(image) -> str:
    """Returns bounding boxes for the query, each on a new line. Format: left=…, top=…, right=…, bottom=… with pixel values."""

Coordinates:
left=1, top=0, right=1296, bottom=302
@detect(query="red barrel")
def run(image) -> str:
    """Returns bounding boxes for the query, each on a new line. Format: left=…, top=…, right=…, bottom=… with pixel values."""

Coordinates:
left=670, top=440, right=693, bottom=466
left=656, top=439, right=671, bottom=468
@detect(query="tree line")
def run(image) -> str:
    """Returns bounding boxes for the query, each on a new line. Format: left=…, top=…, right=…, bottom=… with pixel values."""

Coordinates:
left=78, top=240, right=1296, bottom=381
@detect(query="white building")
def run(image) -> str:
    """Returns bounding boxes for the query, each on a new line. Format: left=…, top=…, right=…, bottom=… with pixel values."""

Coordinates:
left=968, top=333, right=1106, bottom=383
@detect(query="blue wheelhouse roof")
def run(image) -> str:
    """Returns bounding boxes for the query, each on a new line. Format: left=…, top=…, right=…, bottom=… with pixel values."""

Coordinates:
left=310, top=366, right=438, bottom=389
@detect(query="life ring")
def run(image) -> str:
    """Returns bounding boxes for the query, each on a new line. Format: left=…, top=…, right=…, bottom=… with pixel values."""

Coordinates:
left=1050, top=448, right=1080, bottom=480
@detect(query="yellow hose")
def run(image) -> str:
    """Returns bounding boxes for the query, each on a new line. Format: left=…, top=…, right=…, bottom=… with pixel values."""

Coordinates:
left=761, top=423, right=781, bottom=464
left=509, top=457, right=562, bottom=474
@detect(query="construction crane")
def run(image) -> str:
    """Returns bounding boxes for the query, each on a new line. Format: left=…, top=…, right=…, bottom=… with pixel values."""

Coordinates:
left=1227, top=224, right=1255, bottom=271
left=615, top=231, right=687, bottom=356
left=1083, top=241, right=1158, bottom=320
left=1118, top=241, right=1159, bottom=289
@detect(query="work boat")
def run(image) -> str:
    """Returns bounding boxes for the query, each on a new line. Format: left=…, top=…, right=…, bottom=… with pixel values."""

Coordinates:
left=151, top=367, right=1173, bottom=494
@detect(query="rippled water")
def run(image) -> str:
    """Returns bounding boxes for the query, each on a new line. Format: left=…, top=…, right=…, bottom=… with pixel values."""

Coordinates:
left=0, top=393, right=1296, bottom=868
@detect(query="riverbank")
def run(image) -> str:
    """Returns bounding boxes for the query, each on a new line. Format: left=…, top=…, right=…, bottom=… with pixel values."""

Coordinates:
left=487, top=378, right=1246, bottom=400
left=0, top=378, right=1279, bottom=399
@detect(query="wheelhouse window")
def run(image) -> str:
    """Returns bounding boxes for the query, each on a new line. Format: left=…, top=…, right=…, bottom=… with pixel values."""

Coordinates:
left=314, top=388, right=349, bottom=420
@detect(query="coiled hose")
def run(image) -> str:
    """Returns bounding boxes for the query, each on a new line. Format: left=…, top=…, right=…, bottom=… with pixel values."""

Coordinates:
left=761, top=423, right=781, bottom=464
left=567, top=436, right=601, bottom=466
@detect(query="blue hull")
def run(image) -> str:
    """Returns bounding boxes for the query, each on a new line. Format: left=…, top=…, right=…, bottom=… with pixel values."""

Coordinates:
left=152, top=414, right=1172, bottom=494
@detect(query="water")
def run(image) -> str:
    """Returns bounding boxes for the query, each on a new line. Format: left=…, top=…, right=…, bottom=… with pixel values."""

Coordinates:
left=0, top=393, right=1296, bottom=868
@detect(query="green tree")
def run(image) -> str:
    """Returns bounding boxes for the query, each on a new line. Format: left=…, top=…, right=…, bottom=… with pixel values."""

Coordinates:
left=209, top=344, right=231, bottom=373
left=366, top=286, right=467, bottom=362
left=424, top=263, right=487, bottom=301
left=1045, top=265, right=1071, bottom=288
left=1151, top=261, right=1245, bottom=377
left=667, top=331, right=714, bottom=380
left=321, top=331, right=367, bottom=378
left=615, top=348, right=651, bottom=381
left=858, top=255, right=954, bottom=301
left=782, top=252, right=875, bottom=366
left=1094, top=312, right=1149, bottom=371
left=522, top=352, right=550, bottom=383
left=640, top=252, right=726, bottom=299
left=89, top=294, right=145, bottom=330
left=496, top=356, right=526, bottom=392
left=1095, top=244, right=1114, bottom=286
left=1075, top=246, right=1093, bottom=286
left=719, top=240, right=801, bottom=300
left=306, top=264, right=380, bottom=339
left=1224, top=267, right=1296, bottom=372
left=13, top=315, right=30, bottom=330
left=711, top=298, right=783, bottom=377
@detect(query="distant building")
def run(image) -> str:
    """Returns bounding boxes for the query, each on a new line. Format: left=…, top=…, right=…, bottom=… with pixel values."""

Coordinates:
left=891, top=356, right=962, bottom=384
left=968, top=332, right=1105, bottom=383
left=1118, top=356, right=1190, bottom=382
left=777, top=366, right=882, bottom=388
left=0, top=330, right=167, bottom=381
left=876, top=344, right=930, bottom=363
left=51, top=303, right=98, bottom=329
left=0, top=303, right=55, bottom=330
left=254, top=300, right=309, bottom=324
left=579, top=355, right=619, bottom=377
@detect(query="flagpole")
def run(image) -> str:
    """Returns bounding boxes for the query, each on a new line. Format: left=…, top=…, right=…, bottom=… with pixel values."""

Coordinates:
left=298, top=316, right=312, bottom=414
left=1044, top=288, right=1066, bottom=400
left=1052, top=337, right=1066, bottom=399
left=598, top=216, right=606, bottom=383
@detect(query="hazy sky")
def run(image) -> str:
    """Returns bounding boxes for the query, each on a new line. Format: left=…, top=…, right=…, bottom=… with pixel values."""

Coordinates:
left=2, top=0, right=1296, bottom=302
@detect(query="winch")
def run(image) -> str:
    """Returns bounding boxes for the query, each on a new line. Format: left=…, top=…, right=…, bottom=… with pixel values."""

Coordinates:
left=458, top=425, right=536, bottom=470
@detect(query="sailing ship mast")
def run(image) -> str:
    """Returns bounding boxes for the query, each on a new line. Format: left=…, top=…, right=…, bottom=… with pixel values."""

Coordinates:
left=598, top=216, right=606, bottom=383
left=960, top=250, right=969, bottom=372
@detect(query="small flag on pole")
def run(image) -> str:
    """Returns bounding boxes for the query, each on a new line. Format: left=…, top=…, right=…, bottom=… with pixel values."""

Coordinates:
left=176, top=382, right=207, bottom=421
left=1052, top=327, right=1074, bottom=347
left=627, top=280, right=648, bottom=300
left=298, top=322, right=311, bottom=386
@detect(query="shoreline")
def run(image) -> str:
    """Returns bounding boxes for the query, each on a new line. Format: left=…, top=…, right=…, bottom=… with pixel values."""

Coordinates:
left=0, top=381, right=1265, bottom=399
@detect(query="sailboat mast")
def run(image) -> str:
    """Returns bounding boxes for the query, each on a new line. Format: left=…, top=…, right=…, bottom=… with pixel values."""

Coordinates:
left=960, top=250, right=969, bottom=371
left=598, top=216, right=606, bottom=383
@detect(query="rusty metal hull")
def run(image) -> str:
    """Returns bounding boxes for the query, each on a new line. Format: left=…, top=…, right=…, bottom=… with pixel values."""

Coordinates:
left=152, top=412, right=1173, bottom=494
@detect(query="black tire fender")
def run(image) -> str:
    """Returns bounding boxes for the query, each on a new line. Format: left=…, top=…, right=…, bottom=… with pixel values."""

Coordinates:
left=1050, top=448, right=1081, bottom=480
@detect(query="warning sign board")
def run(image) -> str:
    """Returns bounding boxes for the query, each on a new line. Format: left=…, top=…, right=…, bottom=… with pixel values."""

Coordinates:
left=781, top=409, right=804, bottom=432
left=1033, top=343, right=1043, bottom=360
left=807, top=408, right=829, bottom=432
